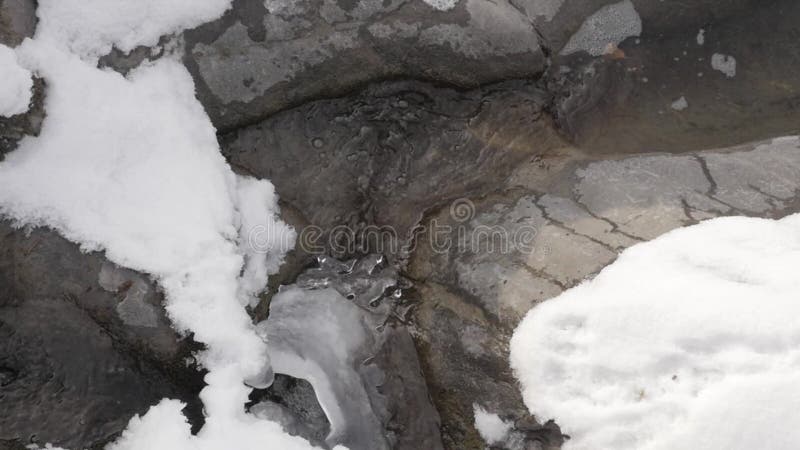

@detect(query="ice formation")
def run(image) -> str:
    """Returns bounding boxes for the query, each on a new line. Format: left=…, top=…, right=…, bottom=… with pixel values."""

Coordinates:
left=511, top=206, right=800, bottom=450
left=258, top=286, right=388, bottom=450
left=0, top=43, right=32, bottom=117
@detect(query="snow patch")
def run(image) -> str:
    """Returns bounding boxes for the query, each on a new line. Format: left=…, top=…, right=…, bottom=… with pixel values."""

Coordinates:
left=560, top=0, right=641, bottom=56
left=35, top=0, right=234, bottom=58
left=0, top=44, right=33, bottom=117
left=473, top=404, right=512, bottom=445
left=421, top=0, right=460, bottom=11
left=696, top=28, right=705, bottom=45
left=670, top=96, right=688, bottom=111
left=511, top=208, right=800, bottom=450
left=711, top=53, right=737, bottom=78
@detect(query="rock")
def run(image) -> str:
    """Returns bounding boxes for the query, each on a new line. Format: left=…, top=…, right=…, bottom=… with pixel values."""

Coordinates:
left=0, top=222, right=204, bottom=449
left=182, top=0, right=545, bottom=131
left=0, top=0, right=36, bottom=47
left=545, top=0, right=800, bottom=153
left=220, top=79, right=566, bottom=263
left=250, top=374, right=332, bottom=447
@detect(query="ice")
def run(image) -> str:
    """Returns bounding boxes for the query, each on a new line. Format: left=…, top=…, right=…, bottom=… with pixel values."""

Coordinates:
left=257, top=285, right=390, bottom=450
left=511, top=211, right=800, bottom=450
left=0, top=43, right=32, bottom=117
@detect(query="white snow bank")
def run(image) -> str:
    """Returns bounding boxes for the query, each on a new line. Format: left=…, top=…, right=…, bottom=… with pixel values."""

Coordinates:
left=0, top=44, right=33, bottom=117
left=35, top=0, right=233, bottom=58
left=511, top=211, right=800, bottom=450
left=1, top=37, right=303, bottom=450
left=473, top=404, right=512, bottom=445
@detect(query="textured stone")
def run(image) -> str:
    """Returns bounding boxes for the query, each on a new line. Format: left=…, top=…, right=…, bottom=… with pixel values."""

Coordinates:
left=0, top=222, right=204, bottom=449
left=183, top=0, right=545, bottom=130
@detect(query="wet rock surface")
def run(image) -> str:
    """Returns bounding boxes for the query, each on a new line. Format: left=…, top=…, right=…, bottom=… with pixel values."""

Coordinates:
left=547, top=0, right=800, bottom=154
left=0, top=222, right=205, bottom=449
left=3, top=0, right=800, bottom=449
left=0, top=0, right=36, bottom=47
left=405, top=137, right=800, bottom=449
left=220, top=79, right=566, bottom=263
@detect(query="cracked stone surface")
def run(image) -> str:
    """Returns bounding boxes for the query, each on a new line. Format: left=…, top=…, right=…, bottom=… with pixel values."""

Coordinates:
left=0, top=0, right=35, bottom=47
left=404, top=136, right=800, bottom=450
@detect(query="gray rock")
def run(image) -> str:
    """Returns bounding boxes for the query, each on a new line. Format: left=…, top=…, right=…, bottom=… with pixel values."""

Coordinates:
left=0, top=222, right=204, bottom=449
left=545, top=0, right=800, bottom=153
left=182, top=0, right=545, bottom=131
left=0, top=0, right=36, bottom=47
left=220, top=79, right=564, bottom=264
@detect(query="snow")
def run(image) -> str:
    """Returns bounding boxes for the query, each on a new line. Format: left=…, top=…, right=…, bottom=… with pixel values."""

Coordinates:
left=0, top=1, right=317, bottom=449
left=473, top=404, right=512, bottom=445
left=711, top=53, right=737, bottom=78
left=421, top=0, right=460, bottom=11
left=35, top=0, right=233, bottom=58
left=560, top=0, right=641, bottom=56
left=510, top=212, right=800, bottom=450
left=0, top=44, right=33, bottom=117
left=670, top=96, right=688, bottom=111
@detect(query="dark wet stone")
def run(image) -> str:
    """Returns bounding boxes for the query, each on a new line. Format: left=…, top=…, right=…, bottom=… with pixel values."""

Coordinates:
left=545, top=0, right=800, bottom=153
left=0, top=221, right=204, bottom=449
left=250, top=374, right=332, bottom=447
left=220, top=79, right=566, bottom=263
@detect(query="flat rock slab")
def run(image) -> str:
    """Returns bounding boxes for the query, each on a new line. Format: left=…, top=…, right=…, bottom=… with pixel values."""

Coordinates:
left=183, top=0, right=546, bottom=131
